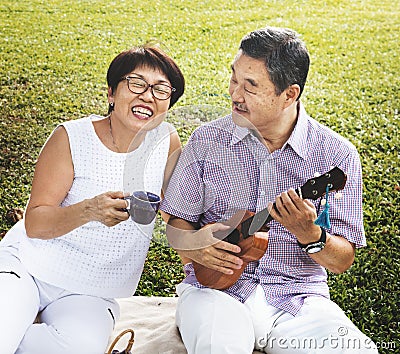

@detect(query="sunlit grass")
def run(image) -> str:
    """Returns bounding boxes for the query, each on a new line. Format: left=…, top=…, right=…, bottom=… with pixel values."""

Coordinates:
left=1, top=0, right=399, bottom=349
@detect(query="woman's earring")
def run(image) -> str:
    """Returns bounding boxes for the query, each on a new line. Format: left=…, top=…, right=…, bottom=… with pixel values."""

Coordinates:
left=108, top=102, right=115, bottom=114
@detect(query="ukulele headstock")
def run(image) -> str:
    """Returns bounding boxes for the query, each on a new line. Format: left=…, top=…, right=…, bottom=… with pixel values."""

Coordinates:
left=300, top=167, right=347, bottom=200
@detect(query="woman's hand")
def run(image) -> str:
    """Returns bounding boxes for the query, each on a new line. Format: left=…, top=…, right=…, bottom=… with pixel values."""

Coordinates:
left=87, top=191, right=130, bottom=227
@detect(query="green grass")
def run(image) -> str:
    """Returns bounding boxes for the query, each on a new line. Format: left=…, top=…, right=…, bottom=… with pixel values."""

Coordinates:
left=1, top=0, right=399, bottom=351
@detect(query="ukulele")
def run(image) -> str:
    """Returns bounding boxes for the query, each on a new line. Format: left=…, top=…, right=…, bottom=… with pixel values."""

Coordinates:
left=193, top=167, right=347, bottom=290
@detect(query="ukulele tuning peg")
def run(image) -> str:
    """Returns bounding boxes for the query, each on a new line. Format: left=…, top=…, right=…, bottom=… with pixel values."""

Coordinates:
left=321, top=199, right=327, bottom=206
left=334, top=192, right=343, bottom=200
left=313, top=172, right=321, bottom=177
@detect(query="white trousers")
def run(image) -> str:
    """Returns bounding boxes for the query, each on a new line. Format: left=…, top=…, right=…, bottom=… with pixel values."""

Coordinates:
left=0, top=246, right=119, bottom=354
left=176, top=283, right=378, bottom=354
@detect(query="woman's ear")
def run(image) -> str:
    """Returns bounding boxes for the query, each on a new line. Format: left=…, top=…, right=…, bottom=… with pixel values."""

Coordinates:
left=108, top=87, right=115, bottom=113
left=108, top=87, right=114, bottom=102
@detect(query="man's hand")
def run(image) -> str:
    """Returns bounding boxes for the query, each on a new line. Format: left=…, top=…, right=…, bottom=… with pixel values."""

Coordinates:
left=269, top=188, right=355, bottom=273
left=167, top=222, right=243, bottom=275
left=268, top=188, right=321, bottom=244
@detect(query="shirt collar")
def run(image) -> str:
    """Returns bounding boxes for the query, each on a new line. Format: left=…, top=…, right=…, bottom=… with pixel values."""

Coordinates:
left=230, top=120, right=252, bottom=146
left=285, top=102, right=309, bottom=160
left=229, top=102, right=309, bottom=160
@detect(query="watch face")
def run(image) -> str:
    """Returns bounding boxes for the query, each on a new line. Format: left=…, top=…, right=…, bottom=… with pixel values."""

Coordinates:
left=305, top=242, right=325, bottom=254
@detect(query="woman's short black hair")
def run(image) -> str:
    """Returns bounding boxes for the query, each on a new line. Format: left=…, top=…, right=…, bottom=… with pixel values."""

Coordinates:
left=107, top=45, right=185, bottom=108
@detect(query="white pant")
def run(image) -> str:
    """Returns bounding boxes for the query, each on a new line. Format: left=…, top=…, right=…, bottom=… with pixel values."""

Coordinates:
left=176, top=283, right=378, bottom=354
left=0, top=246, right=119, bottom=354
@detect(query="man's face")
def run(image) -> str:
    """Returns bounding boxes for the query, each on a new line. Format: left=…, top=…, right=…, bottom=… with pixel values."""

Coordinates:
left=228, top=51, right=287, bottom=131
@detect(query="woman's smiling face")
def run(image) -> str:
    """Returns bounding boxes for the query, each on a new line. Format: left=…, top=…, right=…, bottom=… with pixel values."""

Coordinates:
left=108, top=65, right=172, bottom=132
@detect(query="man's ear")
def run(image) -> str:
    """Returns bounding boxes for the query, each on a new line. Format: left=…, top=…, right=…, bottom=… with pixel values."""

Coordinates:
left=284, top=84, right=300, bottom=106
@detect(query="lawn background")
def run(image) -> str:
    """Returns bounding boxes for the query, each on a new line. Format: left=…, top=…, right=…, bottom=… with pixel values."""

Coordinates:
left=0, top=0, right=399, bottom=351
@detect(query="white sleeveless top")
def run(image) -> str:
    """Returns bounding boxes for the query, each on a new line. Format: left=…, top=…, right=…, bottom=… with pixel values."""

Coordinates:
left=18, top=115, right=171, bottom=298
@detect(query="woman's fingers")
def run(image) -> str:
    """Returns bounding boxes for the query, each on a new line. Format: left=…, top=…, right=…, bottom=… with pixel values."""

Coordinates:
left=91, top=191, right=130, bottom=226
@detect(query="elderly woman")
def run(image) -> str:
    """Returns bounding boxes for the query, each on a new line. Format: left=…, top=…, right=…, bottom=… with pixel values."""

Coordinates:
left=0, top=45, right=185, bottom=354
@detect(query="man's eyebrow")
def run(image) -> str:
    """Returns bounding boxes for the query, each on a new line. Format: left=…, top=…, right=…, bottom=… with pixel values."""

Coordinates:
left=230, top=64, right=258, bottom=87
left=246, top=78, right=257, bottom=87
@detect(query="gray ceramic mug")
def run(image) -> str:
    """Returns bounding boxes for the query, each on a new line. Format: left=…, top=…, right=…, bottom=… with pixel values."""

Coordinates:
left=124, top=191, right=161, bottom=225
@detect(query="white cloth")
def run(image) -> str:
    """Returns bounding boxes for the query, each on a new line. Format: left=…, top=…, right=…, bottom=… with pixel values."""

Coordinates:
left=109, top=296, right=186, bottom=354
left=0, top=246, right=119, bottom=354
left=175, top=284, right=378, bottom=354
left=108, top=296, right=266, bottom=354
left=17, top=115, right=171, bottom=298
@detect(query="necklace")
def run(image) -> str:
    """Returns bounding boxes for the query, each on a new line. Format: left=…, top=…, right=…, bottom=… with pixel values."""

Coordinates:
left=108, top=116, right=120, bottom=152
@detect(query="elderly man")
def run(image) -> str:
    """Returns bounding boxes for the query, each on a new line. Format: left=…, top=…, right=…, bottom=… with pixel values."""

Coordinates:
left=161, top=26, right=377, bottom=353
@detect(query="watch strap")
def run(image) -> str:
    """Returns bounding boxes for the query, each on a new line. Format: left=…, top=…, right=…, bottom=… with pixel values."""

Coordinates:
left=297, top=227, right=326, bottom=253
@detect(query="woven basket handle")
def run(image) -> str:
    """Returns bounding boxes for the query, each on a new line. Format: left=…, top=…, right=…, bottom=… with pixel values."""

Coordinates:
left=106, top=329, right=135, bottom=354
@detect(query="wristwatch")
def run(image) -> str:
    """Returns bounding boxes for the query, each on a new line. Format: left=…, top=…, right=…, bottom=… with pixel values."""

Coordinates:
left=297, top=227, right=326, bottom=254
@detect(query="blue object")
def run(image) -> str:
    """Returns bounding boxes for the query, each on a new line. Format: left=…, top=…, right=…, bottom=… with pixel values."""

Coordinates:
left=314, top=185, right=331, bottom=229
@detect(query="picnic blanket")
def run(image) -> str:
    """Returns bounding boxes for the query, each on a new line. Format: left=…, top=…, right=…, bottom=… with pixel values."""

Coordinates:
left=108, top=296, right=261, bottom=354
left=108, top=296, right=186, bottom=354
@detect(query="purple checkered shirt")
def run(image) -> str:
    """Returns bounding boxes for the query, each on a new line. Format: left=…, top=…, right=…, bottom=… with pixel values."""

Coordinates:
left=161, top=103, right=366, bottom=316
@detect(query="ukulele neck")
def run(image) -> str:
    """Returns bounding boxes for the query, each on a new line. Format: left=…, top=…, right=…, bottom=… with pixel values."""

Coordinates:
left=239, top=186, right=302, bottom=240
left=222, top=167, right=346, bottom=244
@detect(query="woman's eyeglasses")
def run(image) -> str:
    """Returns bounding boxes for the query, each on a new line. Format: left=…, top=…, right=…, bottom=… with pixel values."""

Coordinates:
left=123, top=76, right=176, bottom=100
